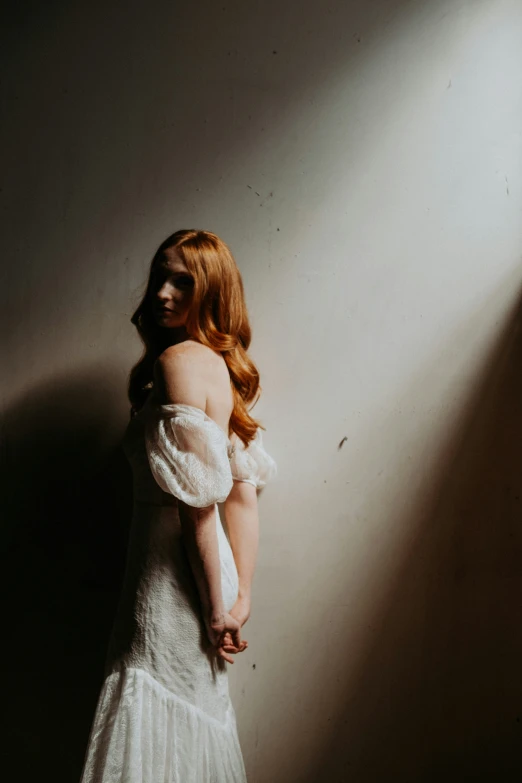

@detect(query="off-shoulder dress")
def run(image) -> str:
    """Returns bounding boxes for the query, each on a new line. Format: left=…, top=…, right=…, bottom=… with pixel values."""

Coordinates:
left=79, top=391, right=277, bottom=783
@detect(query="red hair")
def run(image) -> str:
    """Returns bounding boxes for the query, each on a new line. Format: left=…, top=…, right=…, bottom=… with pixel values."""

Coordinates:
left=128, top=229, right=265, bottom=446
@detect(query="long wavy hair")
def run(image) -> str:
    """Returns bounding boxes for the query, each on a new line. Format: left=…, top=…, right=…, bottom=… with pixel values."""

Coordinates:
left=128, top=229, right=264, bottom=447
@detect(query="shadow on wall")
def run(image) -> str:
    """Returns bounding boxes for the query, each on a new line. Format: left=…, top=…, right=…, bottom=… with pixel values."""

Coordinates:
left=0, top=369, right=133, bottom=781
left=310, top=292, right=522, bottom=783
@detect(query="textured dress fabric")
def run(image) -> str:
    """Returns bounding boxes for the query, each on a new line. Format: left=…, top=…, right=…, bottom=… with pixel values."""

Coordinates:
left=80, top=394, right=277, bottom=783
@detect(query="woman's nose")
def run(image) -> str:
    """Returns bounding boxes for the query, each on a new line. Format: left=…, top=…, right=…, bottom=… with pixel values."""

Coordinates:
left=157, top=281, right=174, bottom=300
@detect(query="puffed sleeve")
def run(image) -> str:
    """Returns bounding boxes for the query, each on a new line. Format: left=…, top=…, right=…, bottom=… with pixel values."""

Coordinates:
left=144, top=403, right=233, bottom=507
left=229, top=427, right=277, bottom=489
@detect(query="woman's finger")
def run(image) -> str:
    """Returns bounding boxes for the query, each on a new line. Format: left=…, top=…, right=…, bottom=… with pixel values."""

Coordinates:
left=217, top=647, right=234, bottom=664
left=222, top=644, right=241, bottom=654
left=221, top=638, right=248, bottom=652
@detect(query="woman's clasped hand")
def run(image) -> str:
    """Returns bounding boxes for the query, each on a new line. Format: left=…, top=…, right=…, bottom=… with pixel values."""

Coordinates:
left=208, top=599, right=250, bottom=664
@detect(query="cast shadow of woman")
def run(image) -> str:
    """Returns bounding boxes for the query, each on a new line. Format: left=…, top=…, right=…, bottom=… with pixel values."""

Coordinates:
left=1, top=366, right=133, bottom=782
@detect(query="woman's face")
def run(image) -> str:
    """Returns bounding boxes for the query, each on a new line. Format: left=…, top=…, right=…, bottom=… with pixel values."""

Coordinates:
left=149, top=248, right=195, bottom=329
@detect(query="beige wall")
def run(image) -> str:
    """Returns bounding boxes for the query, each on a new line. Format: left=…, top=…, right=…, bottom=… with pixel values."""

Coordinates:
left=3, top=0, right=522, bottom=780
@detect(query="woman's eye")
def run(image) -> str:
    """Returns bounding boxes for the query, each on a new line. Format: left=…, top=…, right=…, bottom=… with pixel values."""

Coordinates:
left=177, top=276, right=193, bottom=288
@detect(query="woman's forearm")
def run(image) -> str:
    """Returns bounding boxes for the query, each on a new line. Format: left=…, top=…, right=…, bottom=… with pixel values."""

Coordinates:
left=179, top=502, right=225, bottom=623
left=223, top=481, right=259, bottom=601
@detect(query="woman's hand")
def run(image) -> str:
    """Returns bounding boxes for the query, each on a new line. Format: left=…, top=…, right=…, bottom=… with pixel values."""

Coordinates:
left=218, top=596, right=251, bottom=660
left=206, top=611, right=246, bottom=664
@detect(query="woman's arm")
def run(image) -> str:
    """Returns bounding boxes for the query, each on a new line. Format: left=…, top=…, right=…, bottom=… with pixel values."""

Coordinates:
left=153, top=347, right=242, bottom=660
left=223, top=479, right=259, bottom=624
left=178, top=501, right=227, bottom=625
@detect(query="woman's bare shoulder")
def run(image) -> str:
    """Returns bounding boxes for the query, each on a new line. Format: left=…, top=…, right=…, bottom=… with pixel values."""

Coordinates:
left=156, top=341, right=217, bottom=373
left=160, top=340, right=220, bottom=364
left=154, top=341, right=228, bottom=407
left=153, top=343, right=209, bottom=406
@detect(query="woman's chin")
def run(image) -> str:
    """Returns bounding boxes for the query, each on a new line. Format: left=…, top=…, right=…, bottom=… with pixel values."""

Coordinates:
left=157, top=319, right=188, bottom=334
left=155, top=314, right=178, bottom=327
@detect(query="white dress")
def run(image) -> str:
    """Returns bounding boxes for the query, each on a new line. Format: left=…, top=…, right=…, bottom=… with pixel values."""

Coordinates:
left=80, top=392, right=277, bottom=783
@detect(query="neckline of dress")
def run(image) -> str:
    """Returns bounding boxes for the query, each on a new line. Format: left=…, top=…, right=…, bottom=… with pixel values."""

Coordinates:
left=144, top=395, right=232, bottom=445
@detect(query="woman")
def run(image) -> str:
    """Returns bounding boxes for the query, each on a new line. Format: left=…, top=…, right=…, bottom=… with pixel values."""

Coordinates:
left=80, top=229, right=277, bottom=782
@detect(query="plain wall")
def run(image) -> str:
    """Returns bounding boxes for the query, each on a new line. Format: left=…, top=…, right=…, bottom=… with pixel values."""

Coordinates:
left=2, top=0, right=522, bottom=780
